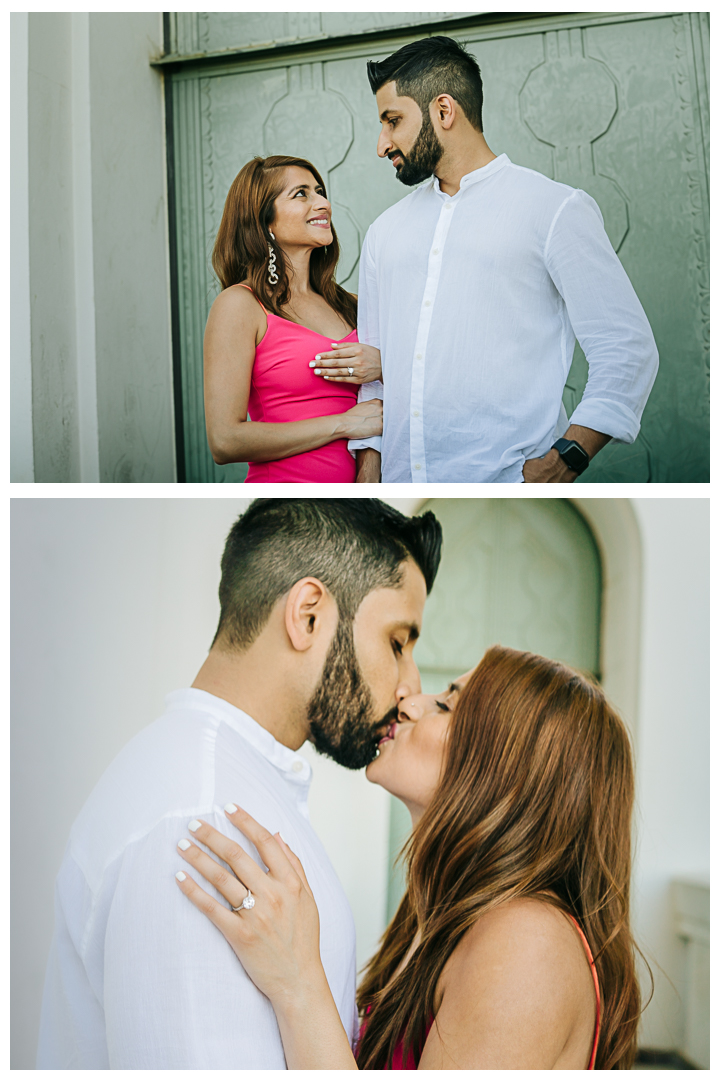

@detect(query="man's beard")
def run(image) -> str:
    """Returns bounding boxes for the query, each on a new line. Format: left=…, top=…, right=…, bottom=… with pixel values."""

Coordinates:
left=394, top=112, right=444, bottom=187
left=307, top=618, right=396, bottom=770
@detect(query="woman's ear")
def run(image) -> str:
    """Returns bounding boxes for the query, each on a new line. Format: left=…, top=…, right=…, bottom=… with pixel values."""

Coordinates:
left=284, top=577, right=336, bottom=652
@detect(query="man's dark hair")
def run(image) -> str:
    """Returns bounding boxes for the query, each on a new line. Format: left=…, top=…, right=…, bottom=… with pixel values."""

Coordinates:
left=367, top=36, right=483, bottom=133
left=214, top=499, right=443, bottom=650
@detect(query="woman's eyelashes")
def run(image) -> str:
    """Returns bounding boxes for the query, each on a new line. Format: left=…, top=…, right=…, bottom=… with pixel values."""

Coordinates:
left=435, top=699, right=451, bottom=712
left=392, top=640, right=405, bottom=657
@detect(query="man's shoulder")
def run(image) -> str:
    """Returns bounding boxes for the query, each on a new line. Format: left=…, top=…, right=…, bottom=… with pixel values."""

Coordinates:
left=65, top=697, right=236, bottom=888
left=503, top=160, right=578, bottom=205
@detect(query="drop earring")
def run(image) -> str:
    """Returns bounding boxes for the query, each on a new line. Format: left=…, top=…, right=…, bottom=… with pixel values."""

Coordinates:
left=267, top=230, right=279, bottom=286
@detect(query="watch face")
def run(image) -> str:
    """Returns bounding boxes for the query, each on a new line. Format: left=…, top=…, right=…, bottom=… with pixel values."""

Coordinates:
left=562, top=444, right=588, bottom=472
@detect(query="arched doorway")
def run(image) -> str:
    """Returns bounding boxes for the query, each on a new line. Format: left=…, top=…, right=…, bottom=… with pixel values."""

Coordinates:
left=386, top=498, right=602, bottom=917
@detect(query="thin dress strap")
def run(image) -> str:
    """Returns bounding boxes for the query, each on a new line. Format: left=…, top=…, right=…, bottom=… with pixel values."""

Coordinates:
left=566, top=914, right=601, bottom=1070
left=237, top=282, right=268, bottom=314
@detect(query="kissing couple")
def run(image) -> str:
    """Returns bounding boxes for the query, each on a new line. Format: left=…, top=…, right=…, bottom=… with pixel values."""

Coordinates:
left=38, top=499, right=642, bottom=1068
left=204, top=35, right=658, bottom=484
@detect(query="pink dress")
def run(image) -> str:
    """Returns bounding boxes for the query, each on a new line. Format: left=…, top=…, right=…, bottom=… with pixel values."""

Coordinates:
left=239, top=286, right=359, bottom=484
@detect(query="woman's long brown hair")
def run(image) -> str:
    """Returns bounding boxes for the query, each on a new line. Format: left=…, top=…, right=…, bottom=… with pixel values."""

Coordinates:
left=211, top=155, right=357, bottom=327
left=357, top=646, right=646, bottom=1070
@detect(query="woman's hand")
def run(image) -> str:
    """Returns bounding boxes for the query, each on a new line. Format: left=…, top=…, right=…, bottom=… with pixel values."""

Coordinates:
left=175, top=805, right=323, bottom=1008
left=339, top=399, right=383, bottom=440
left=310, top=343, right=382, bottom=383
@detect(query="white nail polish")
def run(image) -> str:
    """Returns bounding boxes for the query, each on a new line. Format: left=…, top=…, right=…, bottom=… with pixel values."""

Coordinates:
left=278, top=831, right=288, bottom=844
left=309, top=361, right=316, bottom=367
left=314, top=370, right=322, bottom=375
left=176, top=871, right=187, bottom=881
left=331, top=343, right=338, bottom=348
left=224, top=802, right=238, bottom=814
left=188, top=819, right=202, bottom=832
left=178, top=839, right=191, bottom=850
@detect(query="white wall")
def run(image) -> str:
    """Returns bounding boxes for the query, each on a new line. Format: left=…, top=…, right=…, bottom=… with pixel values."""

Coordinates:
left=630, top=499, right=709, bottom=1051
left=10, top=497, right=709, bottom=1067
left=12, top=13, right=175, bottom=483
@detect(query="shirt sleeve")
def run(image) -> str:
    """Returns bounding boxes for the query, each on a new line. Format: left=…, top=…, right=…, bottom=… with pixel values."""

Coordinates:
left=348, top=228, right=383, bottom=454
left=102, top=814, right=287, bottom=1069
left=544, top=189, right=659, bottom=443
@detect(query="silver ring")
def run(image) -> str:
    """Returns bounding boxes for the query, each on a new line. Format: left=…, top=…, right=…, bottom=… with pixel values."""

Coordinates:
left=348, top=367, right=354, bottom=376
left=232, top=889, right=255, bottom=912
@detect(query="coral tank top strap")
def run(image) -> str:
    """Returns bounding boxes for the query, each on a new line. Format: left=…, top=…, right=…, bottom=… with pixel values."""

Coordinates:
left=237, top=282, right=268, bottom=313
left=566, top=914, right=601, bottom=1070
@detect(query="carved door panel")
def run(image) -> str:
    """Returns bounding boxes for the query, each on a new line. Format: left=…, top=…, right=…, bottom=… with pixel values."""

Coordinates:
left=385, top=498, right=602, bottom=918
left=168, top=12, right=708, bottom=482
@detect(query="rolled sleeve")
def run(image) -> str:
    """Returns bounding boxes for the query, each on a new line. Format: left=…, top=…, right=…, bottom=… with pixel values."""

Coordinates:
left=546, top=190, right=659, bottom=443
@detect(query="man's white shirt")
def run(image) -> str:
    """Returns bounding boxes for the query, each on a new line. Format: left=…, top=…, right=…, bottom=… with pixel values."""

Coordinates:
left=36, top=689, right=358, bottom=1069
left=348, top=154, right=658, bottom=482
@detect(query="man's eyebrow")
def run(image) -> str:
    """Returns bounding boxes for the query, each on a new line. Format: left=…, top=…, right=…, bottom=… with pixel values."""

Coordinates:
left=392, top=621, right=420, bottom=641
left=380, top=109, right=399, bottom=122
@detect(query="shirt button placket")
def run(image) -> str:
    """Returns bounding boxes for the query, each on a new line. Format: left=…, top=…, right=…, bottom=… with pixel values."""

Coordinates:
left=409, top=198, right=455, bottom=482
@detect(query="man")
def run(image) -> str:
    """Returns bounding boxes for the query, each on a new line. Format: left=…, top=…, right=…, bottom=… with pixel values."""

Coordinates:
left=37, top=499, right=442, bottom=1068
left=318, top=36, right=659, bottom=482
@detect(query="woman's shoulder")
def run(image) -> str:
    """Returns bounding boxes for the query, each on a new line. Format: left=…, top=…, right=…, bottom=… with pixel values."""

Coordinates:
left=206, top=283, right=267, bottom=337
left=428, top=897, right=596, bottom=1067
left=455, top=896, right=588, bottom=971
left=210, top=282, right=265, bottom=318
left=439, top=896, right=593, bottom=1023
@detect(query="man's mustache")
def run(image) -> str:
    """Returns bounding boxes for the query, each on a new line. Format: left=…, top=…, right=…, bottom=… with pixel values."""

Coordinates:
left=374, top=705, right=399, bottom=737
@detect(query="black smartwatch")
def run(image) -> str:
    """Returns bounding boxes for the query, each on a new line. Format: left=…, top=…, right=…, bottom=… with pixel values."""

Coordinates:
left=552, top=438, right=590, bottom=475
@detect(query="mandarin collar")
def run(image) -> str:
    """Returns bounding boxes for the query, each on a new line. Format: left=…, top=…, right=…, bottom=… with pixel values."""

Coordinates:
left=432, top=153, right=510, bottom=199
left=165, top=688, right=313, bottom=788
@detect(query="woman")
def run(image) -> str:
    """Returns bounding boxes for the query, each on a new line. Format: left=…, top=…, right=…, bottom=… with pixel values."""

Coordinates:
left=175, top=647, right=644, bottom=1068
left=204, top=155, right=382, bottom=482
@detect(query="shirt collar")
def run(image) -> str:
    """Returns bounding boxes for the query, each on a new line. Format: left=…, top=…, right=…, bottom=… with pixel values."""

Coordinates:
left=432, top=152, right=510, bottom=199
left=165, top=687, right=313, bottom=786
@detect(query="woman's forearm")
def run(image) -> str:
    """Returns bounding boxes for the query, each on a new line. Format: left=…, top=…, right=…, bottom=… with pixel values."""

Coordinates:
left=210, top=412, right=355, bottom=466
left=272, top=968, right=358, bottom=1070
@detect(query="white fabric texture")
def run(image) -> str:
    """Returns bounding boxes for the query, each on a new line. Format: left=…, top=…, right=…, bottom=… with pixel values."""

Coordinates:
left=348, top=154, right=658, bottom=483
left=36, top=689, right=358, bottom=1069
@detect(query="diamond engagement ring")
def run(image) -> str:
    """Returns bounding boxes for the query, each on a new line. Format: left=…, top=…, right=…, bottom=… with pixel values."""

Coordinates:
left=348, top=367, right=354, bottom=376
left=232, top=890, right=255, bottom=912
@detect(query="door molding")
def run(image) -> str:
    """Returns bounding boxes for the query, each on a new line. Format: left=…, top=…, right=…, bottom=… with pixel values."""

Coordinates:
left=408, top=497, right=643, bottom=739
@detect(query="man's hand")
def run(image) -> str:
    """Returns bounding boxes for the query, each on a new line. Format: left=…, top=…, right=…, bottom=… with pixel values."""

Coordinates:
left=523, top=424, right=611, bottom=483
left=355, top=448, right=381, bottom=483
left=522, top=448, right=577, bottom=483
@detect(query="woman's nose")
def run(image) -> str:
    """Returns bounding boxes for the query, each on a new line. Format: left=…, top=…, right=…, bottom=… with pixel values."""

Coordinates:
left=397, top=693, right=435, bottom=722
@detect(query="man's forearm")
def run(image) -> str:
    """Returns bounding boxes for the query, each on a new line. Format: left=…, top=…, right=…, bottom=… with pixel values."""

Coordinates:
left=523, top=424, right=611, bottom=483
left=356, top=448, right=381, bottom=483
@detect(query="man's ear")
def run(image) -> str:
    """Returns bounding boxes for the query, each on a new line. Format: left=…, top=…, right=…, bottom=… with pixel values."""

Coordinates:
left=284, top=577, right=335, bottom=653
left=434, top=93, right=457, bottom=130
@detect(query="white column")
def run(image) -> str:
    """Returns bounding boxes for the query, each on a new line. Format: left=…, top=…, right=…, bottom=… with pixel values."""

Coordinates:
left=71, top=13, right=100, bottom=481
left=10, top=13, right=35, bottom=482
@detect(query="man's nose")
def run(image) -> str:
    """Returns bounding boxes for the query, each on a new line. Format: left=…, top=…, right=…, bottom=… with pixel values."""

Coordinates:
left=377, top=129, right=393, bottom=159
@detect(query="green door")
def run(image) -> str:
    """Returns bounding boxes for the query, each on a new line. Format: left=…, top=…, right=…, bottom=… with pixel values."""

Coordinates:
left=385, top=497, right=602, bottom=918
left=162, top=12, right=708, bottom=482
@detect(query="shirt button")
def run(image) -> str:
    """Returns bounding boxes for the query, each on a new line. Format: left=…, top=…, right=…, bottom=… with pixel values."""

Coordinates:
left=416, top=353, right=423, bottom=360
left=414, top=463, right=421, bottom=470
left=291, top=760, right=304, bottom=773
left=432, top=248, right=439, bottom=255
left=413, top=410, right=420, bottom=417
left=424, top=300, right=431, bottom=307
